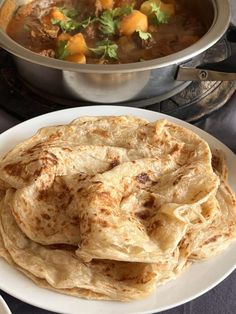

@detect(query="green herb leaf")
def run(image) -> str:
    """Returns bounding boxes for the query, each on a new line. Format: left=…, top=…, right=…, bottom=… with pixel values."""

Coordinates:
left=99, top=5, right=133, bottom=35
left=59, top=7, right=80, bottom=19
left=150, top=3, right=170, bottom=25
left=51, top=16, right=95, bottom=32
left=112, top=5, right=133, bottom=18
left=90, top=40, right=118, bottom=59
left=23, top=23, right=30, bottom=32
left=99, top=10, right=117, bottom=35
left=51, top=18, right=60, bottom=25
left=51, top=18, right=76, bottom=32
left=81, top=17, right=98, bottom=29
left=136, top=30, right=152, bottom=40
left=56, top=40, right=69, bottom=60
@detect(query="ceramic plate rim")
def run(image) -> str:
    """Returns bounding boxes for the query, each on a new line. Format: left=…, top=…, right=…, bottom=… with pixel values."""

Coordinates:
left=0, top=295, right=11, bottom=314
left=0, top=105, right=235, bottom=314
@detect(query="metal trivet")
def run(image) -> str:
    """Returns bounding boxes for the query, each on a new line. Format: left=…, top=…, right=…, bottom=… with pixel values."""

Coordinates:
left=0, top=34, right=235, bottom=121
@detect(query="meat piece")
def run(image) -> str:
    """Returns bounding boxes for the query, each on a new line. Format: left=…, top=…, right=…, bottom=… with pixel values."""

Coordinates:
left=38, top=49, right=55, bottom=58
left=132, top=32, right=155, bottom=49
left=115, top=0, right=134, bottom=7
left=83, top=22, right=100, bottom=42
left=16, top=3, right=34, bottom=18
left=42, top=25, right=60, bottom=39
left=40, top=14, right=60, bottom=39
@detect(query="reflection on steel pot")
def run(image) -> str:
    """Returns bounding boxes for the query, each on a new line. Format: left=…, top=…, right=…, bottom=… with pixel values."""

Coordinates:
left=0, top=0, right=234, bottom=104
left=63, top=71, right=151, bottom=103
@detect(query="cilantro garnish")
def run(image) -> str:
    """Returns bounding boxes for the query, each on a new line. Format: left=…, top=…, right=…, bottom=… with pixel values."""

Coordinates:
left=90, top=40, right=118, bottom=59
left=51, top=18, right=77, bottom=32
left=23, top=24, right=30, bottom=32
left=150, top=3, right=170, bottom=25
left=136, top=30, right=152, bottom=40
left=99, top=5, right=133, bottom=35
left=51, top=16, right=96, bottom=33
left=112, top=5, right=133, bottom=18
left=56, top=40, right=69, bottom=60
left=99, top=10, right=117, bottom=35
left=59, top=7, right=80, bottom=19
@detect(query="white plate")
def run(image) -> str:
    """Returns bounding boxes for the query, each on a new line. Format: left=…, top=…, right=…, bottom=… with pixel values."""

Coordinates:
left=0, top=106, right=235, bottom=314
left=0, top=296, right=11, bottom=314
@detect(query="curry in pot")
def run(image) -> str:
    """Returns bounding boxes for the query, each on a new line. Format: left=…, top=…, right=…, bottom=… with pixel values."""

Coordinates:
left=7, top=0, right=206, bottom=64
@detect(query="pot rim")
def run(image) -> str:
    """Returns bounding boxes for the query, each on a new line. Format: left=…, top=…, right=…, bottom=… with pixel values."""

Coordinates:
left=0, top=0, right=231, bottom=73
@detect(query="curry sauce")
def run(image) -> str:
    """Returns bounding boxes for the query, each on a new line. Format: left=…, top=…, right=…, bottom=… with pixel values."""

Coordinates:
left=7, top=0, right=206, bottom=64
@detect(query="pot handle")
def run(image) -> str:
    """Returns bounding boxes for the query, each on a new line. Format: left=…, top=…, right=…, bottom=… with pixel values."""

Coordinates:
left=176, top=26, right=236, bottom=81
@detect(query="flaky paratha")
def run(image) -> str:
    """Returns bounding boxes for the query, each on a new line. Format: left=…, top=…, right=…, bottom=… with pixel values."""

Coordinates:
left=0, top=192, right=178, bottom=301
left=178, top=151, right=236, bottom=261
left=0, top=116, right=235, bottom=302
left=0, top=118, right=219, bottom=263
left=75, top=157, right=218, bottom=262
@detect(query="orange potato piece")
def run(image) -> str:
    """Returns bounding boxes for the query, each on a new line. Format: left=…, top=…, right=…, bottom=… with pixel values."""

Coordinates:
left=140, top=0, right=160, bottom=15
left=65, top=53, right=86, bottom=64
left=140, top=0, right=175, bottom=17
left=119, top=10, right=148, bottom=36
left=100, top=0, right=114, bottom=9
left=57, top=33, right=72, bottom=42
left=51, top=7, right=66, bottom=21
left=67, top=33, right=88, bottom=55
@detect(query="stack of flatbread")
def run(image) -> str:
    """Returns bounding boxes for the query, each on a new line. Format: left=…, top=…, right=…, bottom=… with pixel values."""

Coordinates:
left=0, top=116, right=235, bottom=301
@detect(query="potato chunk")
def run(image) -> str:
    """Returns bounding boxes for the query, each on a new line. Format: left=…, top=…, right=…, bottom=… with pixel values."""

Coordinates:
left=65, top=53, right=86, bottom=64
left=140, top=0, right=175, bottom=17
left=119, top=10, right=148, bottom=36
left=67, top=33, right=88, bottom=55
left=50, top=7, right=66, bottom=21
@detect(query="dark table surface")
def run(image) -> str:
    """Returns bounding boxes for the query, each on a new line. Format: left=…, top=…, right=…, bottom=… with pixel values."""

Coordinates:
left=0, top=93, right=236, bottom=314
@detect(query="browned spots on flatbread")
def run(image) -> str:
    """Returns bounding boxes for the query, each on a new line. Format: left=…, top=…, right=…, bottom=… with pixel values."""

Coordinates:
left=173, top=174, right=184, bottom=186
left=135, top=209, right=151, bottom=220
left=35, top=216, right=41, bottom=226
left=109, top=158, right=120, bottom=169
left=136, top=173, right=150, bottom=184
left=71, top=216, right=80, bottom=226
left=92, top=129, right=109, bottom=137
left=100, top=208, right=111, bottom=215
left=191, top=191, right=203, bottom=201
left=170, top=143, right=181, bottom=155
left=212, top=154, right=220, bottom=171
left=48, top=131, right=63, bottom=142
left=41, top=213, right=51, bottom=220
left=62, top=147, right=73, bottom=152
left=48, top=243, right=77, bottom=251
left=39, top=154, right=58, bottom=166
left=4, top=152, right=58, bottom=183
left=143, top=196, right=155, bottom=208
left=4, top=161, right=29, bottom=178
left=139, top=271, right=156, bottom=284
left=148, top=220, right=164, bottom=233
left=96, top=191, right=117, bottom=208
left=37, top=177, right=72, bottom=211
left=203, top=235, right=221, bottom=245
left=25, top=143, right=45, bottom=155
left=138, top=129, right=147, bottom=140
left=97, top=219, right=110, bottom=228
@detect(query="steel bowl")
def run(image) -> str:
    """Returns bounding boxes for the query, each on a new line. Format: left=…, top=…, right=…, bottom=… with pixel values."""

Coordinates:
left=0, top=0, right=233, bottom=104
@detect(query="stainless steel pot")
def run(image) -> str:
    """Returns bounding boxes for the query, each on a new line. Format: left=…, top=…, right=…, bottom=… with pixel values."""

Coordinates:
left=0, top=0, right=235, bottom=104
